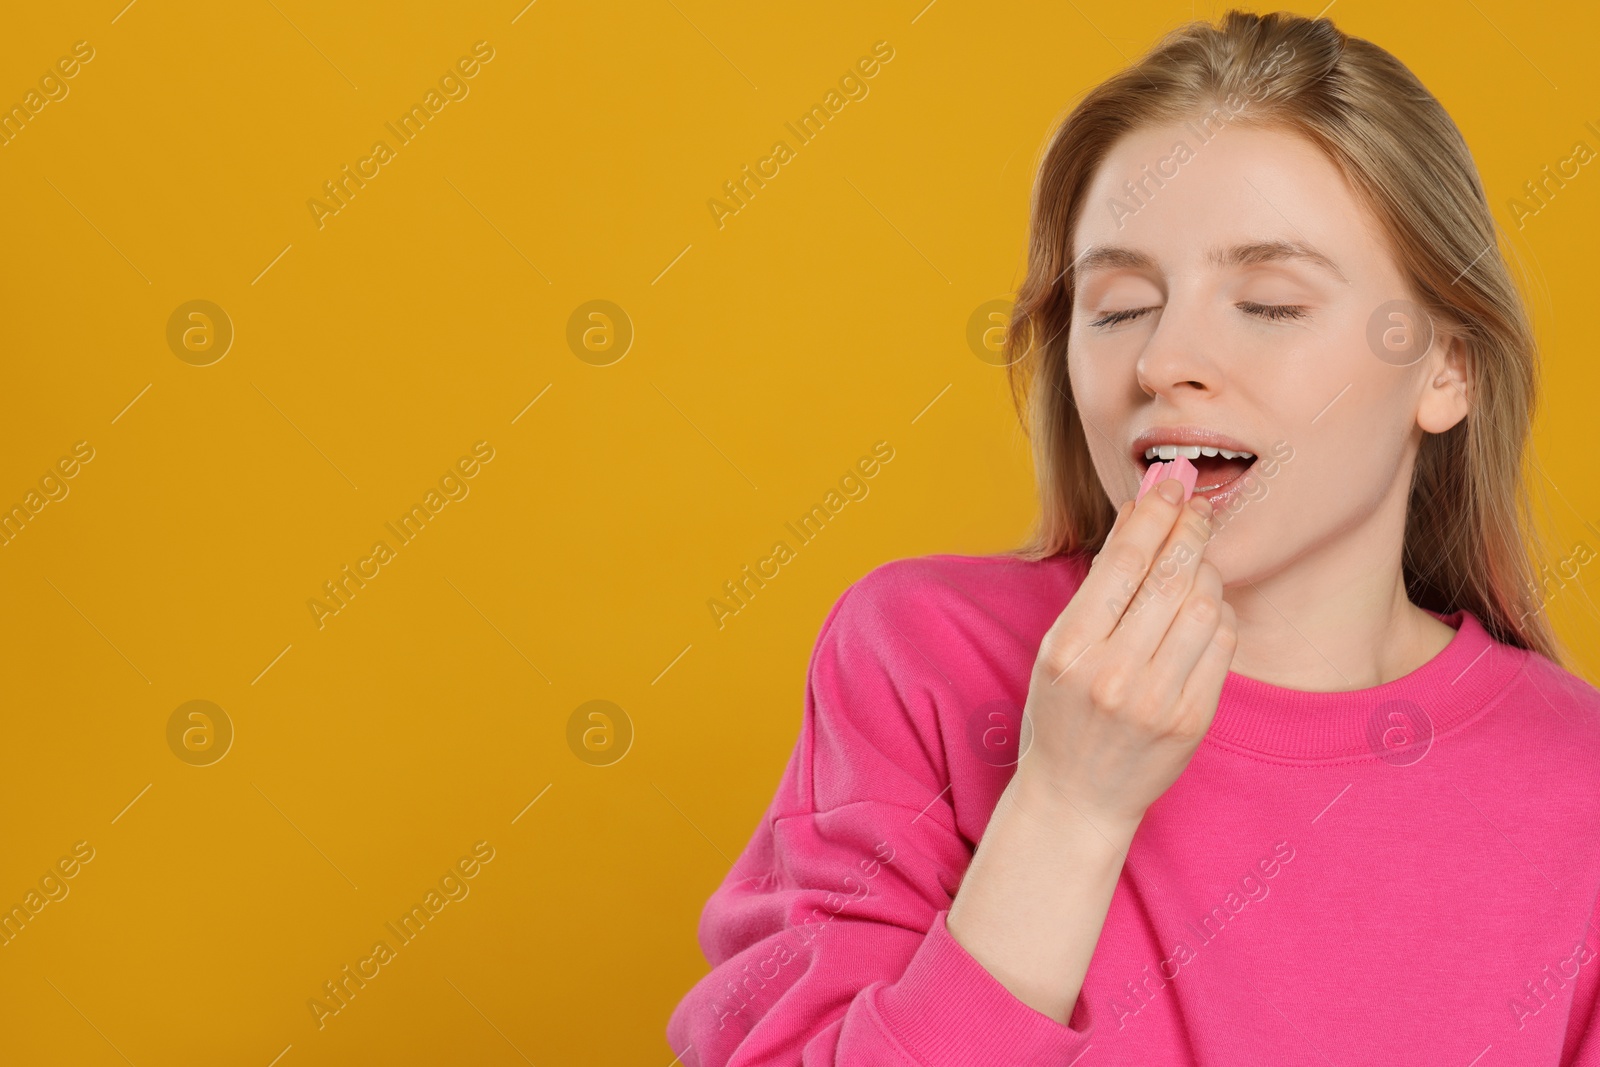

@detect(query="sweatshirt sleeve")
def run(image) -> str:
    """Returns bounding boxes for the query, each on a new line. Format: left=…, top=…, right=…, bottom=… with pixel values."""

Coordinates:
left=665, top=565, right=1096, bottom=1066
left=1562, top=889, right=1600, bottom=1065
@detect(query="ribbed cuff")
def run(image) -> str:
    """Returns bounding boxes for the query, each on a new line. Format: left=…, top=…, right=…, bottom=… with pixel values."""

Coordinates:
left=872, top=910, right=1094, bottom=1066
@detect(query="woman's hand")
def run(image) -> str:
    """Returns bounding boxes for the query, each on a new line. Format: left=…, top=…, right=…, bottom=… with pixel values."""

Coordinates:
left=1013, top=476, right=1237, bottom=835
left=944, top=475, right=1236, bottom=1023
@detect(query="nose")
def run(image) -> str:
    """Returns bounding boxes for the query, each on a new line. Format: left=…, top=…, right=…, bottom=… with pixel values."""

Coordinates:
left=1134, top=300, right=1218, bottom=400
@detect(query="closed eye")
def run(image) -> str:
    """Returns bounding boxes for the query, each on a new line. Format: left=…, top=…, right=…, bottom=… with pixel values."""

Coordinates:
left=1087, top=306, right=1154, bottom=328
left=1237, top=302, right=1308, bottom=322
left=1087, top=303, right=1309, bottom=329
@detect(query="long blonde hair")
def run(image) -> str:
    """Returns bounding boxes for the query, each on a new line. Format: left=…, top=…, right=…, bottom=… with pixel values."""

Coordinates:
left=1002, top=9, right=1562, bottom=664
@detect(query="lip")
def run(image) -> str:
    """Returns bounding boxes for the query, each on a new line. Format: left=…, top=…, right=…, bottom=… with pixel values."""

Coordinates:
left=1129, top=424, right=1261, bottom=506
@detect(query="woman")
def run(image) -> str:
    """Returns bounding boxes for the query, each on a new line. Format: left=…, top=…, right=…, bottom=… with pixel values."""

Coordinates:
left=667, top=10, right=1600, bottom=1063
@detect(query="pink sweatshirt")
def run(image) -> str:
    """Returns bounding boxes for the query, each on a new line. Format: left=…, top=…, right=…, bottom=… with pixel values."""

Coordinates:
left=666, top=551, right=1600, bottom=1066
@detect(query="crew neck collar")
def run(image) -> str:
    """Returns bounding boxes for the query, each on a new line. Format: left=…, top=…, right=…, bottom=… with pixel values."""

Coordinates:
left=1204, top=610, right=1528, bottom=764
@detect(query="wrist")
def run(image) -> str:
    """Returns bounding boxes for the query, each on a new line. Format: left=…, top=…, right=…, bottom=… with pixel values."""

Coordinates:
left=1006, top=765, right=1144, bottom=845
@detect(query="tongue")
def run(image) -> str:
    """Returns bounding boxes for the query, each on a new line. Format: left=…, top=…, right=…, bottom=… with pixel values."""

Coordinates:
left=1191, top=454, right=1252, bottom=490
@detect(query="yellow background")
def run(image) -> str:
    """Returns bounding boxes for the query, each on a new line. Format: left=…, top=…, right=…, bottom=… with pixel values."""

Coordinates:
left=1, top=1, right=1596, bottom=1063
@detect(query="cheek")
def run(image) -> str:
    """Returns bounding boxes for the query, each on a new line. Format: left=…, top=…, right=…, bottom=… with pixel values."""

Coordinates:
left=1298, top=369, right=1417, bottom=500
left=1235, top=327, right=1411, bottom=499
left=1067, top=350, right=1138, bottom=494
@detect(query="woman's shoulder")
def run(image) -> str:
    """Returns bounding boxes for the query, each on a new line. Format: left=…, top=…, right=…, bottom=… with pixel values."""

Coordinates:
left=800, top=551, right=1090, bottom=826
left=824, top=549, right=1092, bottom=644
left=1517, top=649, right=1600, bottom=736
left=1464, top=642, right=1600, bottom=797
left=806, top=550, right=1094, bottom=694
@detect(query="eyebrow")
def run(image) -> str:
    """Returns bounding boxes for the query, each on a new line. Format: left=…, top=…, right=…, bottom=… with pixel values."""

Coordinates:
left=1071, top=238, right=1348, bottom=285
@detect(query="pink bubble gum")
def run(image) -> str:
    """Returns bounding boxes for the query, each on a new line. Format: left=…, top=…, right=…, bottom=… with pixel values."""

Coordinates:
left=1136, top=454, right=1198, bottom=503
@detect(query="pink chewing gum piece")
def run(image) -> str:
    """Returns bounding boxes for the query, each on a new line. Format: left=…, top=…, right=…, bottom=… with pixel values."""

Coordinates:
left=1135, top=455, right=1199, bottom=504
left=1172, top=454, right=1198, bottom=499
left=1136, top=460, right=1165, bottom=503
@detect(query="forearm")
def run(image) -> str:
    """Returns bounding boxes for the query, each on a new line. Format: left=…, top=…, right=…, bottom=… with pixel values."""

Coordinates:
left=944, top=769, right=1139, bottom=1025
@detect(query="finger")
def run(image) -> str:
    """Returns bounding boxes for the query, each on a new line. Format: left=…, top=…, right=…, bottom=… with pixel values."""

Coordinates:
left=1139, top=561, right=1225, bottom=711
left=1172, top=599, right=1237, bottom=736
left=1104, top=491, right=1213, bottom=664
left=1105, top=500, right=1133, bottom=542
left=1054, top=478, right=1192, bottom=650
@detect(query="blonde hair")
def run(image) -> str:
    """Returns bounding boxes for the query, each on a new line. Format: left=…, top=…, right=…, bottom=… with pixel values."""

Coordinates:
left=1002, top=8, right=1563, bottom=664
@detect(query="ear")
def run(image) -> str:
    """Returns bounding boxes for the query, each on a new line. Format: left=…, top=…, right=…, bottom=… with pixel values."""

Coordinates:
left=1417, top=330, right=1470, bottom=434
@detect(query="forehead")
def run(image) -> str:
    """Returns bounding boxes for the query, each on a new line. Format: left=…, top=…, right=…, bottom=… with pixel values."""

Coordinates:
left=1070, top=122, right=1388, bottom=283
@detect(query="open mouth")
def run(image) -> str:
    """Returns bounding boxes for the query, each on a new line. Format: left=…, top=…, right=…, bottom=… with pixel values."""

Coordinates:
left=1145, top=441, right=1254, bottom=495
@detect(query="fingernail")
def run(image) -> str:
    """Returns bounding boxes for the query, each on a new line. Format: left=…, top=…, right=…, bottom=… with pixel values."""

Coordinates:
left=1188, top=494, right=1212, bottom=518
left=1157, top=478, right=1183, bottom=504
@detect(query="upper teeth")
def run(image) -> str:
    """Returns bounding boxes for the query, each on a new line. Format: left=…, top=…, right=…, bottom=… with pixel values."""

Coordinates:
left=1143, top=445, right=1254, bottom=460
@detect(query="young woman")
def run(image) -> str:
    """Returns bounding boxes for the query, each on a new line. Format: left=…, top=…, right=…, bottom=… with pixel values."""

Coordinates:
left=667, top=10, right=1600, bottom=1064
